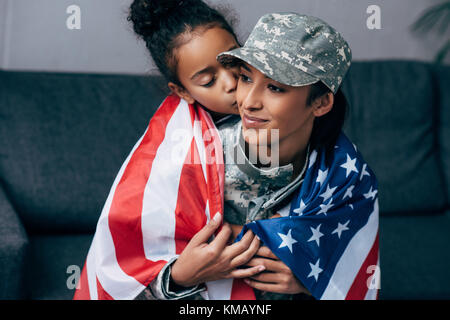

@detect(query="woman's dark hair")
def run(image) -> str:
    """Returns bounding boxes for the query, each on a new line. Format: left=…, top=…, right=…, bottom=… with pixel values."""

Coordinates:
left=128, top=0, right=238, bottom=86
left=307, top=81, right=348, bottom=164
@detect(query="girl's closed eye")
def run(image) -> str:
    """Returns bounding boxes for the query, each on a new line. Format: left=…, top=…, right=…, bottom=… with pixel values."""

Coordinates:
left=200, top=76, right=216, bottom=88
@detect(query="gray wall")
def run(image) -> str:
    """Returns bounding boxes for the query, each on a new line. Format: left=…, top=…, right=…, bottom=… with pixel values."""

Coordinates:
left=0, top=0, right=448, bottom=75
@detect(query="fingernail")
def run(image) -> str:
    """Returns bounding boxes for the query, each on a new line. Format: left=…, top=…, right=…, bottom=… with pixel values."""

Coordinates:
left=213, top=212, right=222, bottom=223
left=256, top=235, right=260, bottom=241
left=258, top=265, right=265, bottom=272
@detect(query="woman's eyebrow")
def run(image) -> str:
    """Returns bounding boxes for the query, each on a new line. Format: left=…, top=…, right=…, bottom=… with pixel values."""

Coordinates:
left=240, top=64, right=251, bottom=72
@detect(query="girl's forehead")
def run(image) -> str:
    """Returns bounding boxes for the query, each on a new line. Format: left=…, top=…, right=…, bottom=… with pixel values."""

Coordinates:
left=176, top=27, right=238, bottom=78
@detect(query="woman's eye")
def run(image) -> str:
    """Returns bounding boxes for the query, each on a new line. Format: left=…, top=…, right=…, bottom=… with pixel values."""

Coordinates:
left=239, top=74, right=251, bottom=83
left=202, top=77, right=216, bottom=88
left=268, top=84, right=285, bottom=93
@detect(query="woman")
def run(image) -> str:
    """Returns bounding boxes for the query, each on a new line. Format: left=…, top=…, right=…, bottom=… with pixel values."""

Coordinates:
left=173, top=12, right=380, bottom=300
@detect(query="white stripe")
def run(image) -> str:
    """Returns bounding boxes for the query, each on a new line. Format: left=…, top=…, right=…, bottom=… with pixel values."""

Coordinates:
left=204, top=199, right=211, bottom=223
left=364, top=255, right=380, bottom=300
left=90, top=126, right=150, bottom=299
left=85, top=240, right=98, bottom=300
left=364, top=287, right=378, bottom=300
left=141, top=99, right=193, bottom=261
left=205, top=279, right=234, bottom=300
left=321, top=199, right=379, bottom=300
left=198, top=107, right=224, bottom=196
left=193, top=117, right=208, bottom=184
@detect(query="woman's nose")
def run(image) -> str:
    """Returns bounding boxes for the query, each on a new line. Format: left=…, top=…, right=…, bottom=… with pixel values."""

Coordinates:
left=241, top=86, right=262, bottom=111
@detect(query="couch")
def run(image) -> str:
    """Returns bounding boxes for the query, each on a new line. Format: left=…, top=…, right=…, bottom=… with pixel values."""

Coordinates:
left=1, top=60, right=449, bottom=300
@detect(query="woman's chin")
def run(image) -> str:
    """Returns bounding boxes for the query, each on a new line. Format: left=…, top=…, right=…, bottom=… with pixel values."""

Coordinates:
left=242, top=128, right=272, bottom=147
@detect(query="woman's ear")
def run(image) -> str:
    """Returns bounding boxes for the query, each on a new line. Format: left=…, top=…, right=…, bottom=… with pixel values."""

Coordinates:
left=168, top=82, right=195, bottom=105
left=312, top=92, right=334, bottom=117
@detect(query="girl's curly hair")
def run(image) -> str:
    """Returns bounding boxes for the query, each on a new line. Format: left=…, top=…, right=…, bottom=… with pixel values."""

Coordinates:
left=128, top=0, right=238, bottom=86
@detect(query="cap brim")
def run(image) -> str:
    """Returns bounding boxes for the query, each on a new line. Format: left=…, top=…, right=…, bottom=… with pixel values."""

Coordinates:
left=218, top=47, right=319, bottom=87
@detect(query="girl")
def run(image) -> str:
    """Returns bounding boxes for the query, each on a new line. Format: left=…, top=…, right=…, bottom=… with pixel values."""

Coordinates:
left=74, top=0, right=300, bottom=300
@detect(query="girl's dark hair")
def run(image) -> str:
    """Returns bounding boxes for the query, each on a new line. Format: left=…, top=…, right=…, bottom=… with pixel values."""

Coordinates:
left=307, top=81, right=348, bottom=164
left=128, top=0, right=238, bottom=86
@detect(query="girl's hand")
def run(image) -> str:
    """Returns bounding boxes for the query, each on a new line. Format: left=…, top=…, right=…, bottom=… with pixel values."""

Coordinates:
left=171, top=213, right=265, bottom=287
left=243, top=245, right=311, bottom=295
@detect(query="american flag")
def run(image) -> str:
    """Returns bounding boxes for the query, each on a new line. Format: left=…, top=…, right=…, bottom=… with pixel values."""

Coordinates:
left=73, top=94, right=254, bottom=300
left=237, top=133, right=380, bottom=300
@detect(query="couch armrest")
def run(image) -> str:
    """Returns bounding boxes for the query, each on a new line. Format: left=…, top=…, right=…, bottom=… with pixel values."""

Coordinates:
left=0, top=184, right=29, bottom=299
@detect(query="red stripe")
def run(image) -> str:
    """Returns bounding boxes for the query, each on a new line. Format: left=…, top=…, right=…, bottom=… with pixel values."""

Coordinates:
left=198, top=108, right=223, bottom=218
left=73, top=262, right=90, bottom=300
left=230, top=279, right=256, bottom=300
left=174, top=138, right=208, bottom=254
left=107, top=94, right=181, bottom=286
left=96, top=278, right=114, bottom=300
left=197, top=107, right=256, bottom=300
left=345, top=233, right=379, bottom=300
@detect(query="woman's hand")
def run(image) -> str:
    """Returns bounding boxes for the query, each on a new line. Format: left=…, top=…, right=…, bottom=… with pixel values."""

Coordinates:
left=244, top=246, right=310, bottom=295
left=171, top=213, right=266, bottom=287
left=233, top=213, right=311, bottom=295
left=243, top=245, right=311, bottom=295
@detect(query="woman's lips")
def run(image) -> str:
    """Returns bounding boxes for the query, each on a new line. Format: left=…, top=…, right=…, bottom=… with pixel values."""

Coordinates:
left=242, top=113, right=269, bottom=128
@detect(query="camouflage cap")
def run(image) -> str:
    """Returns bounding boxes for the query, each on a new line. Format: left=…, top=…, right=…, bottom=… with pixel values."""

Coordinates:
left=218, top=12, right=352, bottom=94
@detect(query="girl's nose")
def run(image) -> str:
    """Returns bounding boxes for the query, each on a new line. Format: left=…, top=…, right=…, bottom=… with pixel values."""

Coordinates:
left=222, top=69, right=238, bottom=93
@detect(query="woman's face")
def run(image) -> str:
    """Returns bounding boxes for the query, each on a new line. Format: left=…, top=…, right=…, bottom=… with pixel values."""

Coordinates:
left=236, top=62, right=317, bottom=163
left=171, top=27, right=240, bottom=117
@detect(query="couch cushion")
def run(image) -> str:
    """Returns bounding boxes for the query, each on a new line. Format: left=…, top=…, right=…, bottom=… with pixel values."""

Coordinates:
left=0, top=185, right=29, bottom=299
left=436, top=64, right=450, bottom=205
left=25, top=234, right=93, bottom=300
left=341, top=61, right=447, bottom=215
left=0, top=71, right=168, bottom=233
left=379, top=211, right=450, bottom=299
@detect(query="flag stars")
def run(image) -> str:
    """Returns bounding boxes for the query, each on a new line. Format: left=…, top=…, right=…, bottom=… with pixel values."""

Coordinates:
left=308, top=224, right=324, bottom=246
left=318, top=197, right=334, bottom=216
left=364, top=186, right=378, bottom=200
left=320, top=184, right=337, bottom=202
left=308, top=150, right=318, bottom=168
left=340, top=154, right=358, bottom=178
left=278, top=229, right=298, bottom=253
left=316, top=169, right=328, bottom=186
left=332, top=220, right=350, bottom=239
left=360, top=163, right=370, bottom=181
left=342, top=185, right=354, bottom=200
left=293, top=199, right=307, bottom=215
left=308, top=258, right=323, bottom=282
